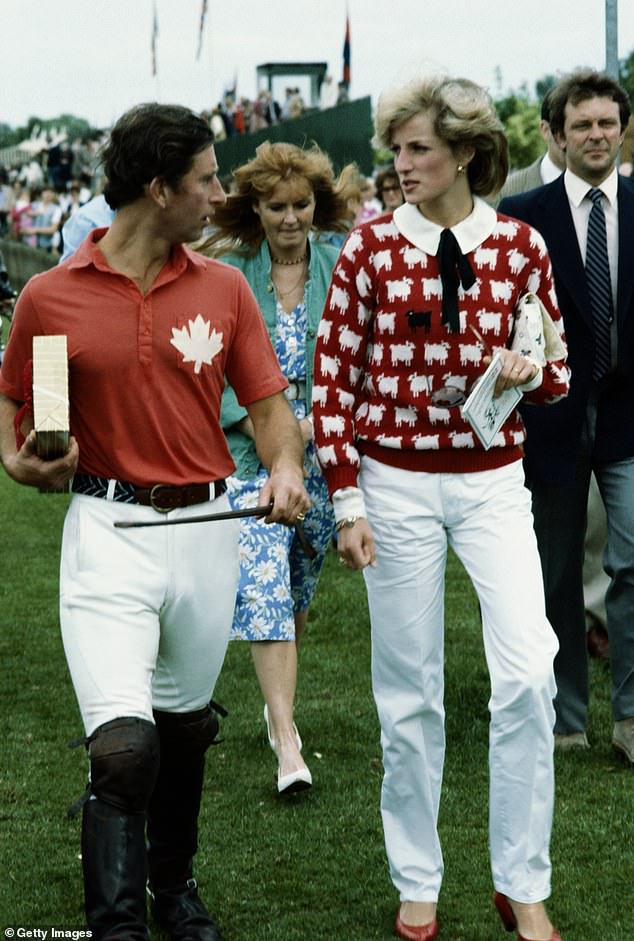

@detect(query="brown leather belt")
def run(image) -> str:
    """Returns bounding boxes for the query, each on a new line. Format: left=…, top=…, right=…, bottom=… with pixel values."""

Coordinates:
left=71, top=474, right=226, bottom=513
left=135, top=482, right=226, bottom=512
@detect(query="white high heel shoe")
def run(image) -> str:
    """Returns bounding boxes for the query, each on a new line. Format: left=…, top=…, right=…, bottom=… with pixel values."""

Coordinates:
left=277, top=765, right=312, bottom=795
left=263, top=704, right=302, bottom=752
left=263, top=705, right=311, bottom=794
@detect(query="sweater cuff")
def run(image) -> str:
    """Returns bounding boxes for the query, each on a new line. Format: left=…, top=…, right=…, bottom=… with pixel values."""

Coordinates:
left=518, top=360, right=543, bottom=393
left=332, top=486, right=366, bottom=523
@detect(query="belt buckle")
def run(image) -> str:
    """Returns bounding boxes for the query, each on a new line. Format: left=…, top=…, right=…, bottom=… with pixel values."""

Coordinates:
left=149, top=484, right=173, bottom=513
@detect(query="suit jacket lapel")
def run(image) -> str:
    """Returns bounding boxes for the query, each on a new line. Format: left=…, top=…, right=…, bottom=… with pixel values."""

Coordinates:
left=531, top=177, right=594, bottom=328
left=617, top=178, right=634, bottom=327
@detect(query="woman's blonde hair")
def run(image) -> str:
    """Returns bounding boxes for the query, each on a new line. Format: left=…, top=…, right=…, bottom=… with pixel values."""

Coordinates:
left=374, top=73, right=509, bottom=197
left=201, top=141, right=360, bottom=256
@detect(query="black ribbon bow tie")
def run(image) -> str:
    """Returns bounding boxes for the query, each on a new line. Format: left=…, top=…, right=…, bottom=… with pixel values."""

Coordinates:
left=437, top=228, right=476, bottom=332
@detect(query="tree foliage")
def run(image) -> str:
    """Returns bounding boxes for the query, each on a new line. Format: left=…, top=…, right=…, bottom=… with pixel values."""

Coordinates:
left=619, top=48, right=634, bottom=103
left=494, top=83, right=544, bottom=170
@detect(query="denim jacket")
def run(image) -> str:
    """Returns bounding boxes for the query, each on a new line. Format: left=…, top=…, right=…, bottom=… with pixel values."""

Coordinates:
left=221, top=238, right=338, bottom=480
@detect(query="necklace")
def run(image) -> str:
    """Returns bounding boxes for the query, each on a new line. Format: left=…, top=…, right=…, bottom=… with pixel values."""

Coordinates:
left=270, top=254, right=307, bottom=266
left=268, top=260, right=307, bottom=299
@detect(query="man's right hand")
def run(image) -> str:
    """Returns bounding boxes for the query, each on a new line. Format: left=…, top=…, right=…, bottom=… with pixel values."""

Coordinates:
left=4, top=430, right=79, bottom=490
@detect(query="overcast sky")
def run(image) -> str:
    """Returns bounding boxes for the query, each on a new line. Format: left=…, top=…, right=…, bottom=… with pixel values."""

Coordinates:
left=2, top=0, right=633, bottom=131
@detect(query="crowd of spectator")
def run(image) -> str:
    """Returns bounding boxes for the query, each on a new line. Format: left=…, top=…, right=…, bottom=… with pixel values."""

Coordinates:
left=204, top=78, right=350, bottom=140
left=0, top=81, right=381, bottom=261
left=0, top=135, right=104, bottom=255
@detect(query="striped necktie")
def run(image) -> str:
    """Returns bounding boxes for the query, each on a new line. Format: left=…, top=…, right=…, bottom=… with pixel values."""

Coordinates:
left=585, top=187, right=613, bottom=380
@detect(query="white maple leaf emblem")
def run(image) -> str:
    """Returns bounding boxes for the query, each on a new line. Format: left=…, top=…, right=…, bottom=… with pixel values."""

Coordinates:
left=170, top=314, right=223, bottom=374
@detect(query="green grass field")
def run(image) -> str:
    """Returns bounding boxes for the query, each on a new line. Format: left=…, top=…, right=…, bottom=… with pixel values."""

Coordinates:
left=1, top=471, right=632, bottom=939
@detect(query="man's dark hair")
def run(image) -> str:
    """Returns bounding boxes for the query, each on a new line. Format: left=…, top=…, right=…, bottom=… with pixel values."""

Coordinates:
left=548, top=69, right=631, bottom=137
left=540, top=87, right=556, bottom=123
left=101, top=103, right=214, bottom=210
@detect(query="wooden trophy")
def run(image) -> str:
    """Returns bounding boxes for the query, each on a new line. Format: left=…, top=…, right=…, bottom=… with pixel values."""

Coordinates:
left=32, top=335, right=70, bottom=492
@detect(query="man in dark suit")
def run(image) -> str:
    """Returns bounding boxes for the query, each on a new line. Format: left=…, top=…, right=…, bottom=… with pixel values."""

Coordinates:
left=499, top=69, right=634, bottom=764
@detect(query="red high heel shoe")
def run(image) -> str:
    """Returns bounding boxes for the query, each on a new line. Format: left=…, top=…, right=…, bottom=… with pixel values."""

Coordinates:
left=493, top=892, right=563, bottom=941
left=395, top=907, right=439, bottom=940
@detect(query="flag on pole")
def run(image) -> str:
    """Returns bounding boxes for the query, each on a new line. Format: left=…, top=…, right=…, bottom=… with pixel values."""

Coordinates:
left=151, top=1, right=159, bottom=76
left=342, top=10, right=351, bottom=88
left=196, top=0, right=208, bottom=60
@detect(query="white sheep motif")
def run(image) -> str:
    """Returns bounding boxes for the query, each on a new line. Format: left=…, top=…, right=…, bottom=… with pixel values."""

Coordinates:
left=376, top=374, right=399, bottom=398
left=370, top=342, right=384, bottom=365
left=317, top=319, right=332, bottom=341
left=529, top=228, right=547, bottom=257
left=490, top=279, right=514, bottom=303
left=474, top=247, right=499, bottom=270
left=390, top=340, right=416, bottom=366
left=356, top=267, right=372, bottom=298
left=409, top=374, right=430, bottom=396
left=476, top=309, right=502, bottom=336
left=413, top=433, right=440, bottom=450
left=337, top=389, right=356, bottom=410
left=343, top=441, right=360, bottom=464
left=459, top=343, right=483, bottom=366
left=320, top=353, right=341, bottom=380
left=311, top=384, right=328, bottom=407
left=450, top=431, right=475, bottom=448
left=317, top=444, right=337, bottom=465
left=329, top=284, right=350, bottom=315
left=422, top=276, right=443, bottom=300
left=372, top=220, right=398, bottom=241
left=377, top=311, right=396, bottom=335
left=366, top=403, right=386, bottom=425
left=342, top=230, right=363, bottom=260
left=320, top=415, right=346, bottom=437
left=394, top=406, right=417, bottom=427
left=507, top=248, right=529, bottom=274
left=376, top=434, right=402, bottom=449
left=338, top=325, right=362, bottom=354
left=400, top=245, right=428, bottom=269
left=386, top=277, right=414, bottom=302
left=428, top=405, right=451, bottom=425
left=357, top=302, right=371, bottom=325
left=349, top=364, right=362, bottom=385
left=371, top=249, right=393, bottom=273
left=424, top=341, right=450, bottom=365
left=494, top=220, right=519, bottom=241
left=526, top=268, right=541, bottom=294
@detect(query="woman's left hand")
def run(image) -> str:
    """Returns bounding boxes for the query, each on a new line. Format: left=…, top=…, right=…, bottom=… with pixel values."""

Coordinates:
left=485, top=350, right=538, bottom=396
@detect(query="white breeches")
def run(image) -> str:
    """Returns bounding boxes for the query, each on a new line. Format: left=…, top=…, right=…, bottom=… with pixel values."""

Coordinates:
left=60, top=493, right=240, bottom=736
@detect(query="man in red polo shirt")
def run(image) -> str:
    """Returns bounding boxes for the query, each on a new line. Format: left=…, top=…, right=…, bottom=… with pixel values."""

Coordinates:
left=0, top=103, right=309, bottom=941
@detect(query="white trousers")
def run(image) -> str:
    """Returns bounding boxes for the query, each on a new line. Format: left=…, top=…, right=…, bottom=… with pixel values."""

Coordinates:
left=60, top=493, right=240, bottom=736
left=360, top=457, right=558, bottom=904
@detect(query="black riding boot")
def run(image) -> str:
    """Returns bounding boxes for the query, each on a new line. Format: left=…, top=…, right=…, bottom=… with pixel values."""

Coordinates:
left=147, top=705, right=224, bottom=941
left=78, top=716, right=160, bottom=941
left=81, top=798, right=148, bottom=941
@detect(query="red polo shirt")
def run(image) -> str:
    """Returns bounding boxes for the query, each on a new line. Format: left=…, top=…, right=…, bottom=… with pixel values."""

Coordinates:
left=0, top=229, right=286, bottom=485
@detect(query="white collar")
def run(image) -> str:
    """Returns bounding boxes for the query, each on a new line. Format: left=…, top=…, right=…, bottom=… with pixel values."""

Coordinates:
left=392, top=196, right=498, bottom=256
left=540, top=153, right=563, bottom=184
left=564, top=166, right=619, bottom=208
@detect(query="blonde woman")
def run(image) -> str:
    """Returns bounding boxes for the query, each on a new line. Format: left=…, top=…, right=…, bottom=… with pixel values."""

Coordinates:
left=313, top=74, right=569, bottom=940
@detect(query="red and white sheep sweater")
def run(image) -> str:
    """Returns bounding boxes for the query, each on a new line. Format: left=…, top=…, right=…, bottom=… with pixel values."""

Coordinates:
left=312, top=199, right=570, bottom=497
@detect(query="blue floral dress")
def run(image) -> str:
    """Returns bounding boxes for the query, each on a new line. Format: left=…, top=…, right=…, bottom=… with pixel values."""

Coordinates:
left=228, top=298, right=335, bottom=641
